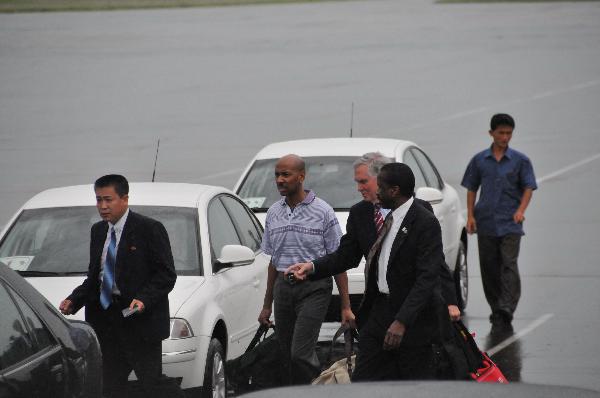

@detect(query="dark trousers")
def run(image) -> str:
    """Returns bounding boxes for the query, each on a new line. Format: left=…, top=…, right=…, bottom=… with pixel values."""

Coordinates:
left=273, top=274, right=332, bottom=385
left=477, top=234, right=522, bottom=321
left=95, top=303, right=182, bottom=398
left=352, top=294, right=436, bottom=382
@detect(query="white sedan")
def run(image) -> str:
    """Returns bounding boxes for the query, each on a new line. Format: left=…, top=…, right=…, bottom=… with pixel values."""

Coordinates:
left=0, top=183, right=270, bottom=397
left=234, top=138, right=468, bottom=340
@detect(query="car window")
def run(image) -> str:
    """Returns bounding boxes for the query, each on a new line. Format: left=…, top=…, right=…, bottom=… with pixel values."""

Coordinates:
left=8, top=286, right=56, bottom=351
left=0, top=206, right=201, bottom=276
left=0, top=207, right=98, bottom=274
left=136, top=206, right=202, bottom=276
left=0, top=281, right=38, bottom=370
left=410, top=148, right=443, bottom=190
left=237, top=156, right=362, bottom=210
left=208, top=198, right=242, bottom=263
left=402, top=150, right=428, bottom=189
left=220, top=196, right=262, bottom=252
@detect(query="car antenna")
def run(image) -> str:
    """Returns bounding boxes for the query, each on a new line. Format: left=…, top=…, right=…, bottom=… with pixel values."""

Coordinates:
left=349, top=102, right=354, bottom=138
left=151, top=138, right=160, bottom=182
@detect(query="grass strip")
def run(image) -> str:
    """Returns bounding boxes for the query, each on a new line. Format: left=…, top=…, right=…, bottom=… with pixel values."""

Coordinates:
left=0, top=0, right=352, bottom=13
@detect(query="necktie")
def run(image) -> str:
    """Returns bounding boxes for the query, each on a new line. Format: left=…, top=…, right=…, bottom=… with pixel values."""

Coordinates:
left=100, top=227, right=117, bottom=310
left=364, top=214, right=393, bottom=288
left=374, top=204, right=384, bottom=234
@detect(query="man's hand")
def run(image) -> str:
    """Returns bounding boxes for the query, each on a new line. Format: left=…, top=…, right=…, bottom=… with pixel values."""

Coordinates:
left=341, top=307, right=357, bottom=330
left=59, top=299, right=73, bottom=315
left=466, top=216, right=477, bottom=234
left=448, top=305, right=461, bottom=321
left=258, top=307, right=272, bottom=326
left=285, top=262, right=313, bottom=281
left=513, top=209, right=525, bottom=224
left=130, top=299, right=145, bottom=313
left=383, top=320, right=405, bottom=350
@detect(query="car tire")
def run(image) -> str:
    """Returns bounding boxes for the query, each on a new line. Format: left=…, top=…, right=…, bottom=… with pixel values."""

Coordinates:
left=202, top=338, right=226, bottom=398
left=454, top=240, right=468, bottom=311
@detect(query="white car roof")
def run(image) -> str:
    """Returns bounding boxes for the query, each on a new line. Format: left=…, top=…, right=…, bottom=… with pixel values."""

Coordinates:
left=22, top=183, right=229, bottom=209
left=252, top=138, right=416, bottom=159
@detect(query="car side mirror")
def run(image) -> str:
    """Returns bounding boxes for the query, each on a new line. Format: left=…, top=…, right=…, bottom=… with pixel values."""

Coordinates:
left=415, top=187, right=443, bottom=205
left=214, top=245, right=255, bottom=272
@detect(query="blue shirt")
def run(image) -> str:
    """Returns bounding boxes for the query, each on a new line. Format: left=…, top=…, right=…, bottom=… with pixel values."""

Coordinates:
left=261, top=190, right=342, bottom=271
left=461, top=146, right=537, bottom=237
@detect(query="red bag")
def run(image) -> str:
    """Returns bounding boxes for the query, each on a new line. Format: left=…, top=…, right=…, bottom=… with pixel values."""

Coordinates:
left=450, top=321, right=509, bottom=384
left=470, top=351, right=509, bottom=384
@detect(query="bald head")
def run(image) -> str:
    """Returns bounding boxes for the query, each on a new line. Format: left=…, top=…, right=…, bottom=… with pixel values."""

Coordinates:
left=276, top=154, right=305, bottom=173
left=274, top=154, right=306, bottom=200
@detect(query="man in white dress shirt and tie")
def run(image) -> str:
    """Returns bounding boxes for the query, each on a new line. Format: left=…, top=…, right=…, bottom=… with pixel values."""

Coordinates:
left=287, top=163, right=452, bottom=381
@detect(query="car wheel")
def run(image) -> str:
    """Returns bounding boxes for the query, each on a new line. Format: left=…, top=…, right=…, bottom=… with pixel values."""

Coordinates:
left=202, top=338, right=226, bottom=398
left=454, top=241, right=468, bottom=311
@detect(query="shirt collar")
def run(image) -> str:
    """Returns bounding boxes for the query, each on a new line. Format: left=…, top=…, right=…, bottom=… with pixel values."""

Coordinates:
left=279, top=190, right=316, bottom=207
left=109, top=208, right=130, bottom=233
left=390, top=196, right=414, bottom=224
left=504, top=147, right=514, bottom=159
left=485, top=145, right=512, bottom=160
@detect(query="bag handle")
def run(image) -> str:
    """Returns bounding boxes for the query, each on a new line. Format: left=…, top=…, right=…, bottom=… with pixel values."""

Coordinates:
left=246, top=323, right=276, bottom=353
left=453, top=320, right=485, bottom=367
left=328, top=324, right=358, bottom=374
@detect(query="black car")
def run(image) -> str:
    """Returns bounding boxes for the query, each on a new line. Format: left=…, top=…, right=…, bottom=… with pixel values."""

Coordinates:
left=0, top=263, right=102, bottom=398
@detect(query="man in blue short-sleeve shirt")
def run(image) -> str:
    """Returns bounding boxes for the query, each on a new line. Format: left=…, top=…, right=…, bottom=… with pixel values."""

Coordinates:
left=461, top=113, right=537, bottom=330
left=257, top=154, right=352, bottom=385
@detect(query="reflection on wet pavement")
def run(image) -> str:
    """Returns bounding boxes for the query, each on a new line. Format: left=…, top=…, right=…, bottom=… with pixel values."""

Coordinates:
left=485, top=326, right=522, bottom=383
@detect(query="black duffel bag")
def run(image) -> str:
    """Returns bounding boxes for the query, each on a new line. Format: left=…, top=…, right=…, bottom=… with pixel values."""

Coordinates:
left=226, top=323, right=286, bottom=393
left=440, top=320, right=488, bottom=380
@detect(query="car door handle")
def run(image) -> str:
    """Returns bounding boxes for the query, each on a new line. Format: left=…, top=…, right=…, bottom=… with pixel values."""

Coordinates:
left=252, top=279, right=260, bottom=288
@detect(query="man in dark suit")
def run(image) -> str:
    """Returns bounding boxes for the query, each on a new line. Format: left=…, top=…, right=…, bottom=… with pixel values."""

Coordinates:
left=59, top=174, right=181, bottom=398
left=287, top=163, right=452, bottom=381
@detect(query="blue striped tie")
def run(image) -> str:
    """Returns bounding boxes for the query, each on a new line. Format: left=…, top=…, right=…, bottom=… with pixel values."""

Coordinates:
left=100, top=227, right=117, bottom=310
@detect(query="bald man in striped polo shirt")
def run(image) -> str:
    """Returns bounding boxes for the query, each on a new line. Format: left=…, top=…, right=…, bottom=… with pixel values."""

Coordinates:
left=257, top=154, right=354, bottom=385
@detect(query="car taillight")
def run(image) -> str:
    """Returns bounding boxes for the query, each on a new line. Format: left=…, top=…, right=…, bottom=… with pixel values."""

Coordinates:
left=169, top=318, right=194, bottom=339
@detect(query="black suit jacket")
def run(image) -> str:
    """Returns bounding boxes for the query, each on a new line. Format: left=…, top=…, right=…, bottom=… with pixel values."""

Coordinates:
left=68, top=210, right=177, bottom=342
left=313, top=200, right=451, bottom=346
left=312, top=199, right=457, bottom=305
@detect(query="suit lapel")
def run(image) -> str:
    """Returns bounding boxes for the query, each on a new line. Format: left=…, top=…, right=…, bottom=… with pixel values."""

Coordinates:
left=387, top=202, right=418, bottom=265
left=115, top=211, right=136, bottom=283
left=364, top=202, right=377, bottom=240
left=93, top=222, right=109, bottom=269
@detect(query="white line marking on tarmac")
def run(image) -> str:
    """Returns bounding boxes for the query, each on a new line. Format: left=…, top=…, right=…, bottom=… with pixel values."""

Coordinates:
left=198, top=81, right=600, bottom=183
left=375, top=79, right=600, bottom=135
left=487, top=313, right=554, bottom=356
left=536, top=152, right=600, bottom=185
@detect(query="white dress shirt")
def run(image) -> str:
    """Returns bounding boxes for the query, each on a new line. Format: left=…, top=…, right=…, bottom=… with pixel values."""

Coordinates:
left=99, top=208, right=129, bottom=295
left=377, top=197, right=414, bottom=294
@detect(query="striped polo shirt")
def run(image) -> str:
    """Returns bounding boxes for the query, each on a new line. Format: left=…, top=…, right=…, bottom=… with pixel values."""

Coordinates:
left=261, top=190, right=342, bottom=271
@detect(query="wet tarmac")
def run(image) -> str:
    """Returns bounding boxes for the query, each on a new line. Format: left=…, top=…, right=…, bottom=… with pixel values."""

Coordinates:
left=1, top=0, right=600, bottom=392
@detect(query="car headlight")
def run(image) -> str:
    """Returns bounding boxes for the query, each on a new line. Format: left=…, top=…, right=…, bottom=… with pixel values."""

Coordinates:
left=169, top=318, right=194, bottom=339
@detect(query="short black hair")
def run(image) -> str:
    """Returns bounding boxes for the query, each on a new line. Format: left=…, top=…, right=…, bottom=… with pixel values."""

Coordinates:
left=490, top=113, right=515, bottom=131
left=94, top=174, right=129, bottom=197
left=379, top=163, right=415, bottom=198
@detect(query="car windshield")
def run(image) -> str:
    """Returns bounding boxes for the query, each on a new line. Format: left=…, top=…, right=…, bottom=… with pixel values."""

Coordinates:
left=237, top=156, right=363, bottom=210
left=0, top=206, right=201, bottom=276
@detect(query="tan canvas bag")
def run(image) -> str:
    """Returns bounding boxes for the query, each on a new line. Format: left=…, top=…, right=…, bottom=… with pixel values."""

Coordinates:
left=312, top=326, right=358, bottom=385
